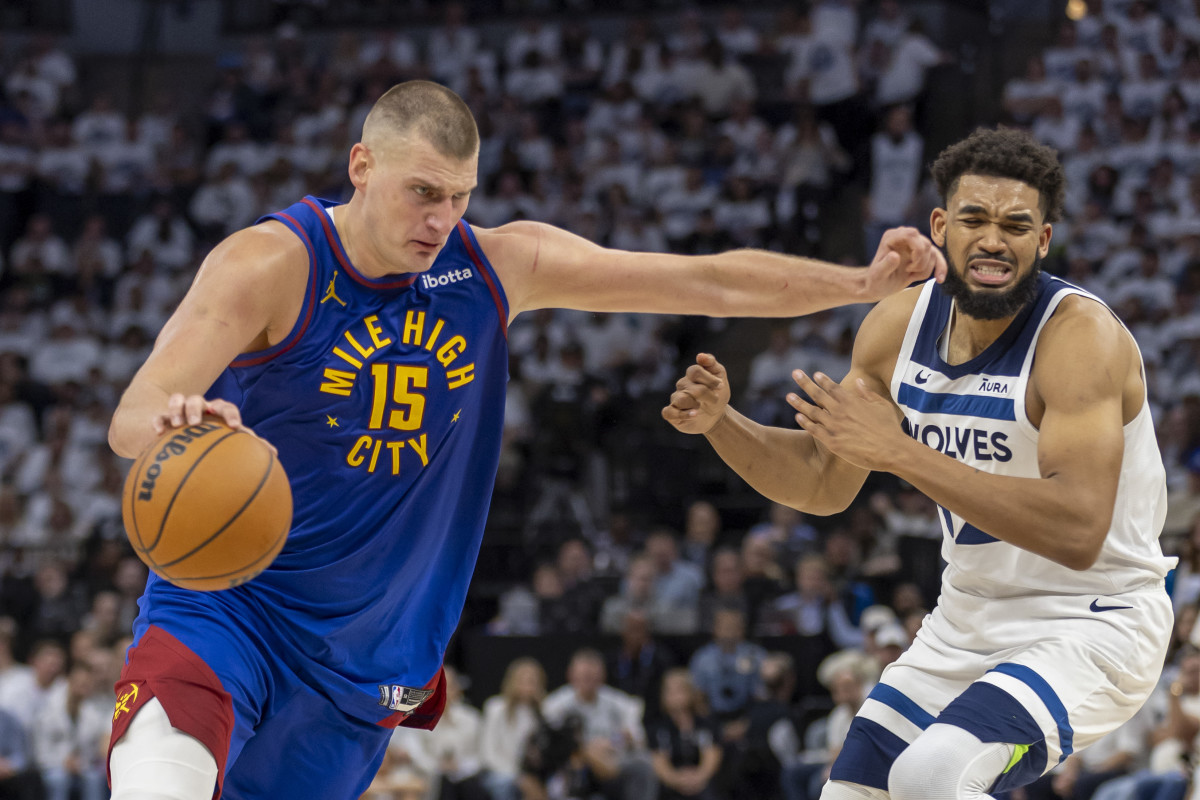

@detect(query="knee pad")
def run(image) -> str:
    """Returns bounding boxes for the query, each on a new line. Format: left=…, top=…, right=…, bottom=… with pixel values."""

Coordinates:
left=110, top=698, right=219, bottom=800
left=888, top=723, right=1016, bottom=800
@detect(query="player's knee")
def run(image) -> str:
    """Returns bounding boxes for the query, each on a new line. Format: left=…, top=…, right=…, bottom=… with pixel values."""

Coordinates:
left=109, top=698, right=219, bottom=800
left=819, top=779, right=891, bottom=800
left=889, top=723, right=1015, bottom=800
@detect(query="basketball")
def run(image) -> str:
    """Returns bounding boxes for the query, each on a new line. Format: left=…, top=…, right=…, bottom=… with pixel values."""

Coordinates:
left=121, top=417, right=292, bottom=591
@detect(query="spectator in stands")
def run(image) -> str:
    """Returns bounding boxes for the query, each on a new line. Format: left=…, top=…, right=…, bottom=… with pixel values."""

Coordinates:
left=690, top=41, right=756, bottom=119
left=1003, top=56, right=1059, bottom=124
left=601, top=554, right=678, bottom=635
left=189, top=160, right=258, bottom=240
left=555, top=537, right=606, bottom=631
left=649, top=668, right=724, bottom=800
left=682, top=500, right=721, bottom=568
left=863, top=104, right=924, bottom=259
left=782, top=649, right=877, bottom=800
left=388, top=666, right=489, bottom=800
left=690, top=605, right=767, bottom=736
left=30, top=659, right=108, bottom=800
left=0, top=703, right=40, bottom=800
left=0, top=639, right=64, bottom=738
left=644, top=529, right=704, bottom=631
left=698, top=547, right=752, bottom=635
left=747, top=503, right=821, bottom=572
left=481, top=657, right=546, bottom=800
left=758, top=554, right=861, bottom=650
left=606, top=609, right=675, bottom=725
left=738, top=652, right=804, bottom=799
left=541, top=648, right=657, bottom=800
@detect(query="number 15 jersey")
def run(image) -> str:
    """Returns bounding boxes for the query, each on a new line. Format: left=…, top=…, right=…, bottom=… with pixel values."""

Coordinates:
left=142, top=196, right=510, bottom=724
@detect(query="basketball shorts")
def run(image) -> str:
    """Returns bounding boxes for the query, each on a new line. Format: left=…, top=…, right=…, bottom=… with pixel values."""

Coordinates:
left=830, top=579, right=1172, bottom=795
left=107, top=612, right=446, bottom=800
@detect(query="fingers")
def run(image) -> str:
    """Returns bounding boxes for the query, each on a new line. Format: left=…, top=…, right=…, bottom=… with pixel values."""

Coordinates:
left=791, top=369, right=839, bottom=406
left=683, top=361, right=724, bottom=391
left=695, top=352, right=728, bottom=382
left=931, top=246, right=948, bottom=282
left=154, top=396, right=246, bottom=436
left=205, top=399, right=243, bottom=429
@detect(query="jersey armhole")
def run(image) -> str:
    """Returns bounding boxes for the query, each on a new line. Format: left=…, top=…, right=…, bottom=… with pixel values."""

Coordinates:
left=229, top=212, right=319, bottom=368
left=457, top=219, right=509, bottom=340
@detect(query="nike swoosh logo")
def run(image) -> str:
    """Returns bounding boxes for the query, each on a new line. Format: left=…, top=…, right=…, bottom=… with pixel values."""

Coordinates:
left=915, top=371, right=929, bottom=385
left=1089, top=599, right=1133, bottom=613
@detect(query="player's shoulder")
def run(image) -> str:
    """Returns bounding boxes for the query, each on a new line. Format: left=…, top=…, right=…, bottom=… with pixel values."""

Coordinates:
left=854, top=283, right=924, bottom=360
left=470, top=220, right=550, bottom=262
left=1040, top=291, right=1130, bottom=355
left=197, top=220, right=309, bottom=289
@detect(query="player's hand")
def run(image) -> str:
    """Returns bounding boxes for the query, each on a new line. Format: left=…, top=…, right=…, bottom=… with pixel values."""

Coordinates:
left=152, top=395, right=278, bottom=456
left=662, top=353, right=731, bottom=435
left=787, top=370, right=906, bottom=471
left=862, top=227, right=947, bottom=301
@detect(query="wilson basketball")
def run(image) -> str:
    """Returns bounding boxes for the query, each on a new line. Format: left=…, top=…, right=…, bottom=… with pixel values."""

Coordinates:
left=122, top=417, right=292, bottom=591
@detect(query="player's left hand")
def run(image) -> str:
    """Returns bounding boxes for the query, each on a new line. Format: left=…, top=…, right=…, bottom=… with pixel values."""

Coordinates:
left=787, top=370, right=907, bottom=471
left=862, top=227, right=947, bottom=302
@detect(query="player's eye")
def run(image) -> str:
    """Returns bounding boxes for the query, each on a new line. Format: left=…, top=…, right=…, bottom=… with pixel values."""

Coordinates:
left=413, top=186, right=430, bottom=197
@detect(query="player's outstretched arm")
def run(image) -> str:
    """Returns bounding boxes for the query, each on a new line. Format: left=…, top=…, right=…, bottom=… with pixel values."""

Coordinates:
left=108, top=223, right=306, bottom=458
left=790, top=296, right=1132, bottom=570
left=480, top=222, right=946, bottom=320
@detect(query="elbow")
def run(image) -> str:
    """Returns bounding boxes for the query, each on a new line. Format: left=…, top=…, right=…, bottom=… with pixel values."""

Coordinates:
left=108, top=411, right=140, bottom=460
left=1061, top=523, right=1110, bottom=571
left=789, top=493, right=854, bottom=517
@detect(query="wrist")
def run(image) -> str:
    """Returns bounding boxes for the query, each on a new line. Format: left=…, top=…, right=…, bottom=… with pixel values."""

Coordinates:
left=702, top=407, right=732, bottom=437
left=849, top=266, right=874, bottom=303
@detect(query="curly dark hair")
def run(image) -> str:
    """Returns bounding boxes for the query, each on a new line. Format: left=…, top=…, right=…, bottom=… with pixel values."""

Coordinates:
left=929, top=127, right=1066, bottom=223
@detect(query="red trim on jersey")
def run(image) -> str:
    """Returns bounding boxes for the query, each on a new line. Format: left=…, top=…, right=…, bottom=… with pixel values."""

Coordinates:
left=375, top=666, right=448, bottom=730
left=301, top=197, right=418, bottom=290
left=457, top=220, right=508, bottom=340
left=229, top=212, right=319, bottom=368
left=108, top=625, right=235, bottom=799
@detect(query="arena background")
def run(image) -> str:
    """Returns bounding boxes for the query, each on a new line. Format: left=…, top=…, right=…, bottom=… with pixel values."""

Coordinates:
left=2, top=1, right=1200, bottom=798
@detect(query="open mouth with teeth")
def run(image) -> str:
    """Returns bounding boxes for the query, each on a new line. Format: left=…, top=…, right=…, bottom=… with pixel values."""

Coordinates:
left=968, top=259, right=1014, bottom=286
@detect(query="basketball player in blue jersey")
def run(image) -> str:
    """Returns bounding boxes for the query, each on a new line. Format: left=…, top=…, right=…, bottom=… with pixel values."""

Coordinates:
left=102, top=81, right=945, bottom=800
left=665, top=127, right=1176, bottom=800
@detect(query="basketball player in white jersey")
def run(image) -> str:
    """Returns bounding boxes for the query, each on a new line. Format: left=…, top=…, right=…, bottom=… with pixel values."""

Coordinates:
left=662, top=127, right=1176, bottom=800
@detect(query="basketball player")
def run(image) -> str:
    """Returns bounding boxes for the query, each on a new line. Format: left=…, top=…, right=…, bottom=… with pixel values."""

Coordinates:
left=663, top=127, right=1175, bottom=800
left=104, top=81, right=945, bottom=799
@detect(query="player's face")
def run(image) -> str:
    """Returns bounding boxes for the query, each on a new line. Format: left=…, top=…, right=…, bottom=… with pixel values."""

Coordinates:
left=354, top=135, right=477, bottom=273
left=931, top=174, right=1053, bottom=321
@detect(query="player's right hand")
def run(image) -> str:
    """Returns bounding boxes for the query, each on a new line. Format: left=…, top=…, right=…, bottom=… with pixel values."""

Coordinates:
left=152, top=395, right=278, bottom=455
left=662, top=353, right=731, bottom=435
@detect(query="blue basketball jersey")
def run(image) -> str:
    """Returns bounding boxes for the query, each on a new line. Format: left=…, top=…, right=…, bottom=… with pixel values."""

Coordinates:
left=133, top=196, right=509, bottom=724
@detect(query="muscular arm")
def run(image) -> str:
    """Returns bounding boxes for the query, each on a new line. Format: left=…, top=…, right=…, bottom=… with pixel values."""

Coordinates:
left=479, top=221, right=944, bottom=321
left=797, top=297, right=1132, bottom=570
left=108, top=223, right=307, bottom=458
left=663, top=291, right=916, bottom=514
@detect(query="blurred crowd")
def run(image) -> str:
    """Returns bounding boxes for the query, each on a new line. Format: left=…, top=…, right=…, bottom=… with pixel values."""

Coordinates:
left=0, top=0, right=1199, bottom=798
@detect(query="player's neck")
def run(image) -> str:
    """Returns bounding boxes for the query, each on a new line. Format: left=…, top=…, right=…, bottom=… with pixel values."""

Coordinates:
left=944, top=302, right=1017, bottom=366
left=332, top=200, right=391, bottom=280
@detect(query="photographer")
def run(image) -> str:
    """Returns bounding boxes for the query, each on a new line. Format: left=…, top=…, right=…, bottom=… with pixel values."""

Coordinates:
left=539, top=649, right=657, bottom=800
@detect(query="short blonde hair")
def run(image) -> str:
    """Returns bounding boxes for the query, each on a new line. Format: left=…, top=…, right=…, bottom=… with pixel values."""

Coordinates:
left=362, top=80, right=479, bottom=160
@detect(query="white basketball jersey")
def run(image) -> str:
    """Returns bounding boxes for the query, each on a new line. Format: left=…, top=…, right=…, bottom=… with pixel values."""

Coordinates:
left=889, top=274, right=1175, bottom=598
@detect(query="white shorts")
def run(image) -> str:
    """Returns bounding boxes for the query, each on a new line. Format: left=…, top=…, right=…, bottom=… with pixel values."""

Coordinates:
left=831, top=579, right=1173, bottom=793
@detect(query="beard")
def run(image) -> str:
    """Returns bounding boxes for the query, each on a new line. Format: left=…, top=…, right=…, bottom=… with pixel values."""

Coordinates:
left=940, top=249, right=1042, bottom=321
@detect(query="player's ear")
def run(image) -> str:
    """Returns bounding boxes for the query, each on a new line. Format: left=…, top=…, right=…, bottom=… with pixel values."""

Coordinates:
left=347, top=143, right=373, bottom=190
left=1038, top=222, right=1053, bottom=257
left=930, top=207, right=947, bottom=247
